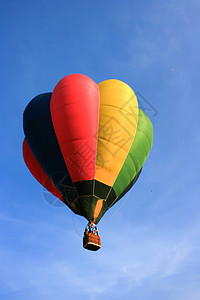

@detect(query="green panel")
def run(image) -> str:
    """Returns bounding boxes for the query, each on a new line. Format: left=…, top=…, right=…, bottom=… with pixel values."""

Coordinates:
left=112, top=109, right=153, bottom=197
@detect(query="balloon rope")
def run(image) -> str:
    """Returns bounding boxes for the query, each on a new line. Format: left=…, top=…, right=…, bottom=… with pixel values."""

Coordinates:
left=71, top=212, right=83, bottom=238
left=78, top=216, right=86, bottom=227
left=98, top=194, right=129, bottom=227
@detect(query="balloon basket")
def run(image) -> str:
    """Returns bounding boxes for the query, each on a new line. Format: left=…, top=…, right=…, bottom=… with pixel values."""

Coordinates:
left=83, top=232, right=101, bottom=251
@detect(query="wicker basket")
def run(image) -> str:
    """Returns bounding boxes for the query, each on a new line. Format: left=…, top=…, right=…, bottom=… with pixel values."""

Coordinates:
left=83, top=232, right=101, bottom=251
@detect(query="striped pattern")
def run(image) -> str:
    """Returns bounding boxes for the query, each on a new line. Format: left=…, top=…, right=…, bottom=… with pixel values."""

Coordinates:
left=23, top=74, right=153, bottom=224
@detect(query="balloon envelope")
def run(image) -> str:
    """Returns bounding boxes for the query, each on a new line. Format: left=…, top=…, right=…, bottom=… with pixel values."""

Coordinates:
left=23, top=74, right=153, bottom=224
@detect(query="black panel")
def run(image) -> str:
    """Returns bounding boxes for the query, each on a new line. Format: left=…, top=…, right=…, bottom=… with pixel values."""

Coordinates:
left=74, top=180, right=94, bottom=196
left=94, top=180, right=113, bottom=199
left=105, top=188, right=116, bottom=207
left=23, top=93, right=77, bottom=202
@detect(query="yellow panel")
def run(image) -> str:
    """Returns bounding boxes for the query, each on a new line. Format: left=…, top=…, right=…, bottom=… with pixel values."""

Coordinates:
left=93, top=199, right=104, bottom=219
left=95, top=79, right=139, bottom=186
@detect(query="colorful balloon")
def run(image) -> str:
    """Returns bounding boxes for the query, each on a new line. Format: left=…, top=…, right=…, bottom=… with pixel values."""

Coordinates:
left=23, top=74, right=153, bottom=249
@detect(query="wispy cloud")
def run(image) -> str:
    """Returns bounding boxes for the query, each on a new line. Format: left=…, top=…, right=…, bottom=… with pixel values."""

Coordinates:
left=0, top=211, right=199, bottom=300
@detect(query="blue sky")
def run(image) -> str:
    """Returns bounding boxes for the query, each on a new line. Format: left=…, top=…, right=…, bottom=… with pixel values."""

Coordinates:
left=1, top=0, right=200, bottom=299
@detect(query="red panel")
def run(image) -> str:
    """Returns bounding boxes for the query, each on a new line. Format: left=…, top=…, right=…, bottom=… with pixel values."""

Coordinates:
left=22, top=138, right=64, bottom=202
left=50, top=74, right=99, bottom=182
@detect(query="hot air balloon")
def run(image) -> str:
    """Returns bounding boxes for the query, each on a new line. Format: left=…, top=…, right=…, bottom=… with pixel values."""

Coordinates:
left=23, top=74, right=153, bottom=251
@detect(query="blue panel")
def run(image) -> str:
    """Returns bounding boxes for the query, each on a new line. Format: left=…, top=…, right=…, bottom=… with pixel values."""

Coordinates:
left=23, top=93, right=77, bottom=202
